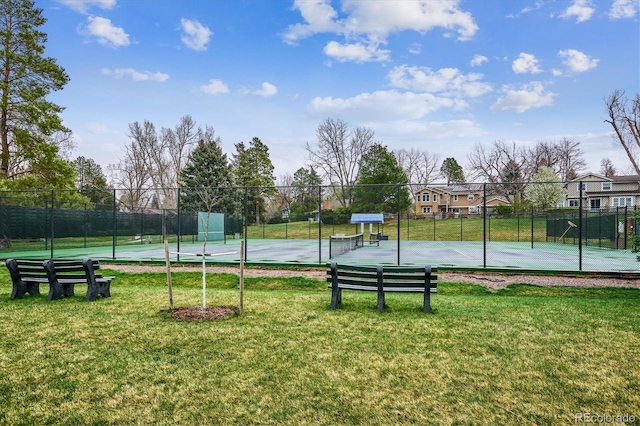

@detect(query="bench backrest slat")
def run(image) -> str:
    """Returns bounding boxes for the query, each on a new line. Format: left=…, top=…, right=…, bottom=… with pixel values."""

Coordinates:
left=327, top=263, right=437, bottom=288
left=49, top=264, right=86, bottom=273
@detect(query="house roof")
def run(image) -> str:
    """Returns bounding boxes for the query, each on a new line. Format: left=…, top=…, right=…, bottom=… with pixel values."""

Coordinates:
left=350, top=213, right=384, bottom=224
left=570, top=174, right=640, bottom=182
left=416, top=183, right=483, bottom=194
left=570, top=173, right=610, bottom=182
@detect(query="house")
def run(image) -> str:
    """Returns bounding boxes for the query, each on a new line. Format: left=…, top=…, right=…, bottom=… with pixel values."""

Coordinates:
left=414, top=184, right=510, bottom=217
left=564, top=174, right=640, bottom=210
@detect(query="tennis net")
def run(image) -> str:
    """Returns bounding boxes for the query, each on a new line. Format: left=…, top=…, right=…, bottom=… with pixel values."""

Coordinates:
left=329, top=233, right=364, bottom=258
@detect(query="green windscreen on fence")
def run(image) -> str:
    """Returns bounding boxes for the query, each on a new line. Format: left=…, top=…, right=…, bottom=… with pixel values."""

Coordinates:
left=546, top=214, right=617, bottom=240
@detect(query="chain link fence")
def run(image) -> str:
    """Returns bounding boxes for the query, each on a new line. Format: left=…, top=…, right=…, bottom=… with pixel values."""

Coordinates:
left=1, top=180, right=639, bottom=273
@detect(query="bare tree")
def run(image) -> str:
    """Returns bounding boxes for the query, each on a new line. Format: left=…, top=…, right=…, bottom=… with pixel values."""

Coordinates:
left=114, top=116, right=199, bottom=210
left=527, top=140, right=556, bottom=170
left=273, top=173, right=294, bottom=219
left=164, top=115, right=199, bottom=187
left=467, top=141, right=533, bottom=201
left=127, top=120, right=171, bottom=207
left=526, top=138, right=586, bottom=181
left=600, top=158, right=617, bottom=177
left=305, top=118, right=375, bottom=207
left=395, top=147, right=440, bottom=214
left=395, top=147, right=440, bottom=185
left=108, top=140, right=151, bottom=211
left=555, top=138, right=586, bottom=181
left=605, top=90, right=640, bottom=175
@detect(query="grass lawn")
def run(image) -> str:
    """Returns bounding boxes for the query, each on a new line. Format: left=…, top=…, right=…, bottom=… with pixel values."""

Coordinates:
left=1, top=269, right=639, bottom=425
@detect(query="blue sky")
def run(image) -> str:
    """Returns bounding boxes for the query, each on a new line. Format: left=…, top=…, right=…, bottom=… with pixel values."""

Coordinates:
left=39, top=0, right=639, bottom=182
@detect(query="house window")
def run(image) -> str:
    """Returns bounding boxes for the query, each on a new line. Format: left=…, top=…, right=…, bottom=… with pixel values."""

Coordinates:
left=433, top=194, right=438, bottom=202
left=590, top=199, right=601, bottom=209
left=568, top=199, right=579, bottom=207
left=602, top=182, right=612, bottom=191
left=422, top=206, right=431, bottom=214
left=453, top=195, right=458, bottom=202
left=613, top=197, right=633, bottom=208
left=468, top=194, right=474, bottom=201
left=422, top=193, right=430, bottom=202
left=469, top=206, right=478, bottom=214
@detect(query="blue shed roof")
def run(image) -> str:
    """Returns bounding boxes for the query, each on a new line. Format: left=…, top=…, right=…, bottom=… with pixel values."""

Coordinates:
left=350, top=213, right=384, bottom=224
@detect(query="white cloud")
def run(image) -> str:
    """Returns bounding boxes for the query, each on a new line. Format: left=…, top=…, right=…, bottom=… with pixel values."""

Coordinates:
left=609, top=0, right=638, bottom=18
left=253, top=82, right=278, bottom=97
left=512, top=53, right=542, bottom=74
left=102, top=68, right=169, bottom=82
left=180, top=18, right=213, bottom=51
left=388, top=65, right=492, bottom=97
left=560, top=0, right=595, bottom=23
left=470, top=54, right=488, bottom=67
left=200, top=79, right=229, bottom=95
left=491, top=82, right=556, bottom=113
left=521, top=1, right=544, bottom=14
left=339, top=0, right=478, bottom=40
left=282, top=0, right=342, bottom=44
left=324, top=41, right=390, bottom=62
left=57, top=0, right=116, bottom=14
left=283, top=0, right=478, bottom=62
left=85, top=16, right=130, bottom=47
left=307, top=90, right=460, bottom=121
left=558, top=49, right=599, bottom=72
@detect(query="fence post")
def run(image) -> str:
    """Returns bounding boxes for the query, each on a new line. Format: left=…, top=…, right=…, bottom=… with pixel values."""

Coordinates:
left=244, top=187, right=248, bottom=261
left=483, top=183, right=487, bottom=268
left=578, top=182, right=583, bottom=270
left=50, top=190, right=54, bottom=259
left=177, top=188, right=181, bottom=262
left=318, top=185, right=322, bottom=265
left=433, top=213, right=436, bottom=240
left=531, top=207, right=534, bottom=249
left=84, top=203, right=87, bottom=249
left=397, top=184, right=401, bottom=265
left=624, top=206, right=628, bottom=250
left=112, top=189, right=117, bottom=260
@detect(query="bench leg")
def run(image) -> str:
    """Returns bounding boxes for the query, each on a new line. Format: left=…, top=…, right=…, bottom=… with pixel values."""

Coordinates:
left=47, top=282, right=64, bottom=301
left=331, top=287, right=341, bottom=309
left=100, top=281, right=111, bottom=298
left=377, top=290, right=385, bottom=312
left=10, top=281, right=27, bottom=299
left=86, top=282, right=99, bottom=301
left=423, top=290, right=431, bottom=314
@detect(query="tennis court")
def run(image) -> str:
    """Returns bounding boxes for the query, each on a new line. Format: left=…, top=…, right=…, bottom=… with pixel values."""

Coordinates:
left=2, top=238, right=639, bottom=273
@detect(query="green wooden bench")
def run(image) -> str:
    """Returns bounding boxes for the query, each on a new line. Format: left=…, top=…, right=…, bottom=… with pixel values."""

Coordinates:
left=327, top=262, right=437, bottom=312
left=6, top=258, right=114, bottom=301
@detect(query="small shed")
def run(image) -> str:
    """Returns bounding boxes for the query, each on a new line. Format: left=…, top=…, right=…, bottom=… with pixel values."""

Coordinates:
left=350, top=213, right=384, bottom=236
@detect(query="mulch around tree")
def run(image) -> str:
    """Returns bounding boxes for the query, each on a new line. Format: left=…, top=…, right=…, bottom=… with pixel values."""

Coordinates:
left=170, top=305, right=237, bottom=321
